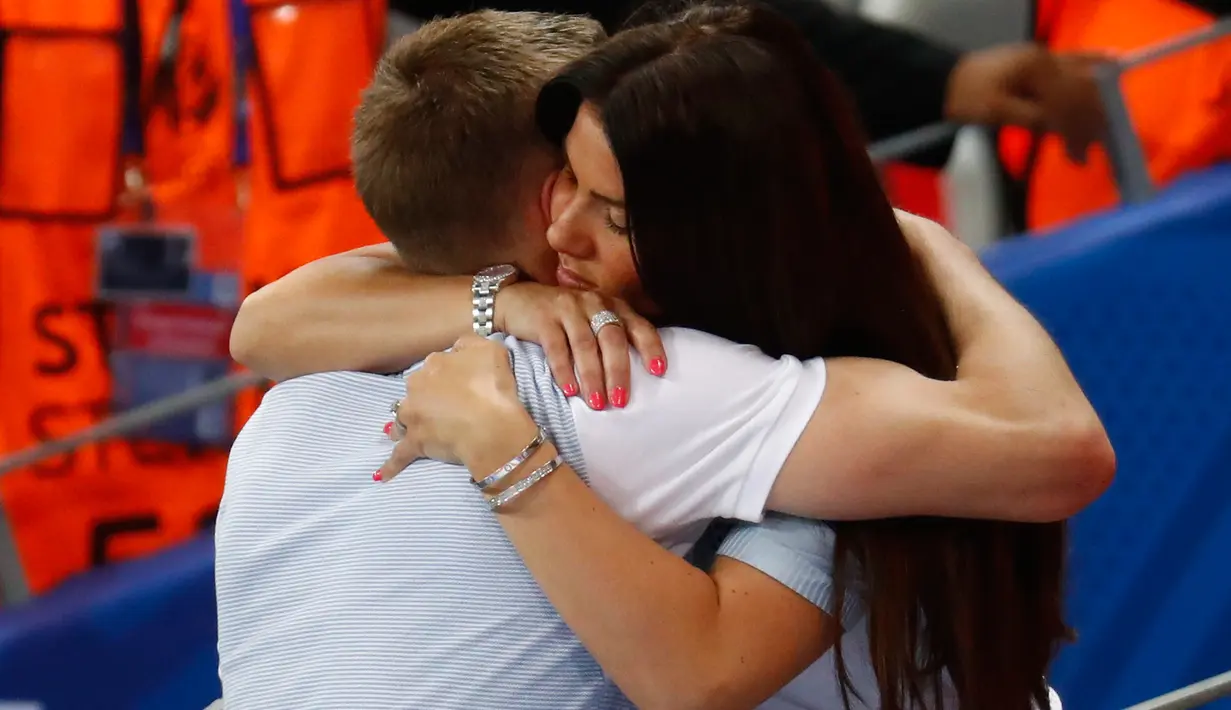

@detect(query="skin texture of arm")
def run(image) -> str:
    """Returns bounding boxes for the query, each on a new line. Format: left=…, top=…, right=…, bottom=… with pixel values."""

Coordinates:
left=351, top=213, right=1111, bottom=526
left=460, top=416, right=838, bottom=710
left=381, top=326, right=1089, bottom=708
left=254, top=223, right=1111, bottom=524
left=229, top=243, right=472, bottom=380
left=765, top=213, right=1114, bottom=523
left=385, top=336, right=838, bottom=710
left=229, top=243, right=666, bottom=401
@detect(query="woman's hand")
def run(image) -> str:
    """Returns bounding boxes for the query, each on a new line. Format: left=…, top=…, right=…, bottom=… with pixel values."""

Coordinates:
left=494, top=283, right=666, bottom=410
left=378, top=334, right=539, bottom=482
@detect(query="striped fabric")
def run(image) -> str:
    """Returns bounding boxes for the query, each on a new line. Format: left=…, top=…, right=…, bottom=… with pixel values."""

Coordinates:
left=719, top=515, right=863, bottom=629
left=216, top=337, right=634, bottom=709
left=719, top=516, right=1064, bottom=710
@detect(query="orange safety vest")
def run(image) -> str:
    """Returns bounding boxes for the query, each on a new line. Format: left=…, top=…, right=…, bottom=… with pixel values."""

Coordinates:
left=0, top=0, right=237, bottom=593
left=239, top=0, right=386, bottom=297
left=1000, top=0, right=1231, bottom=231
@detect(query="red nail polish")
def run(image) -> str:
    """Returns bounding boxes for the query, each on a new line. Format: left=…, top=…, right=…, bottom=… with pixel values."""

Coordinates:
left=588, top=391, right=605, bottom=410
left=649, top=358, right=667, bottom=377
left=373, top=471, right=383, bottom=482
left=611, top=387, right=628, bottom=408
left=383, top=421, right=394, bottom=436
left=562, top=382, right=579, bottom=397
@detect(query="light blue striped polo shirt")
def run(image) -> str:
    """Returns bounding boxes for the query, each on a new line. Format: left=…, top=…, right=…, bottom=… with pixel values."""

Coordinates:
left=216, top=338, right=633, bottom=709
left=718, top=516, right=1063, bottom=710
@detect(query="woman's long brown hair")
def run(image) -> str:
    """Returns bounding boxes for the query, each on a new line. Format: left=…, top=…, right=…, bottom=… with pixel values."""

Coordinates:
left=537, top=4, right=1071, bottom=709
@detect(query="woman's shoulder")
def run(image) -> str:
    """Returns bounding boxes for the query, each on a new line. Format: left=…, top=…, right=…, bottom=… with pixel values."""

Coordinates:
left=653, top=329, right=826, bottom=383
left=656, top=327, right=765, bottom=359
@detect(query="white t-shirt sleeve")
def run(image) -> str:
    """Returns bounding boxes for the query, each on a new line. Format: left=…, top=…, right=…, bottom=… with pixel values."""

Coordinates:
left=570, top=328, right=825, bottom=549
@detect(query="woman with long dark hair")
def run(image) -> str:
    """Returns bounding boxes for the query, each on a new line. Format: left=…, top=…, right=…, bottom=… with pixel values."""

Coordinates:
left=382, top=5, right=1071, bottom=709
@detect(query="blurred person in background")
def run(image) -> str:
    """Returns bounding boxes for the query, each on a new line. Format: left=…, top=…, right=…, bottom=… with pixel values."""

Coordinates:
left=237, top=0, right=387, bottom=297
left=1000, top=0, right=1231, bottom=231
left=231, top=0, right=389, bottom=426
left=397, top=0, right=1108, bottom=165
left=236, top=0, right=1110, bottom=371
left=0, top=0, right=236, bottom=592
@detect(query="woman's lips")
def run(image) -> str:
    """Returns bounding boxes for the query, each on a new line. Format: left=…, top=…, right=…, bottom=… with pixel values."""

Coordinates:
left=556, top=265, right=595, bottom=290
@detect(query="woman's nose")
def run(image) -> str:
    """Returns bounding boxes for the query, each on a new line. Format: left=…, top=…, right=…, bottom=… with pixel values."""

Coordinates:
left=546, top=203, right=593, bottom=259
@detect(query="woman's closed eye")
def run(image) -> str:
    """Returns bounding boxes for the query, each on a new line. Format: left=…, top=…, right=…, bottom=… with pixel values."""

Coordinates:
left=605, top=211, right=630, bottom=236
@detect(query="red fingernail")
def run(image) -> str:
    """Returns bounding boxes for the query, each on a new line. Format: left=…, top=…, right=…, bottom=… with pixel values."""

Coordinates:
left=649, top=358, right=667, bottom=377
left=373, top=471, right=383, bottom=482
left=610, top=387, right=628, bottom=408
left=562, top=382, right=579, bottom=397
left=383, top=421, right=394, bottom=436
left=588, top=391, right=606, bottom=410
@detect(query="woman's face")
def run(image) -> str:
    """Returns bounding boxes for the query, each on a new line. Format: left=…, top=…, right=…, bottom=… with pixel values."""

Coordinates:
left=546, top=103, right=654, bottom=313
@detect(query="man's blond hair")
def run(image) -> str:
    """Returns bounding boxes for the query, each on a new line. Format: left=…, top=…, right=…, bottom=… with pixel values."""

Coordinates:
left=352, top=11, right=605, bottom=273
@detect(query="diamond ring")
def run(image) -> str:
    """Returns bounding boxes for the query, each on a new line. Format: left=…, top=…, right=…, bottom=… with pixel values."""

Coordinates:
left=589, top=309, right=623, bottom=337
left=389, top=400, right=408, bottom=439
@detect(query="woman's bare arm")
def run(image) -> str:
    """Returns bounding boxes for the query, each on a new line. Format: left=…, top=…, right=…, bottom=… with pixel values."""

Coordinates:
left=763, top=213, right=1115, bottom=523
left=383, top=337, right=836, bottom=710
left=458, top=423, right=836, bottom=710
left=229, top=244, right=666, bottom=401
left=230, top=244, right=472, bottom=380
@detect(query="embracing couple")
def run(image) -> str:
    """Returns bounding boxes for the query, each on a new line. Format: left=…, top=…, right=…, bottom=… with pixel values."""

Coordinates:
left=218, top=5, right=1114, bottom=710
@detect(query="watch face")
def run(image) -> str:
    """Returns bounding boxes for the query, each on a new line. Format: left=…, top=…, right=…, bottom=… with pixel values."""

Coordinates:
left=476, top=264, right=517, bottom=285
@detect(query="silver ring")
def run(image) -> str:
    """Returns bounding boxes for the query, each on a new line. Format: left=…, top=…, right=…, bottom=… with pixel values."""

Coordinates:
left=389, top=400, right=407, bottom=438
left=589, top=309, right=623, bottom=337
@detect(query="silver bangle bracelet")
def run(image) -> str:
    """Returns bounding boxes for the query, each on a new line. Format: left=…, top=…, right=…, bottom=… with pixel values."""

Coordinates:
left=487, top=456, right=563, bottom=512
left=473, top=427, right=548, bottom=492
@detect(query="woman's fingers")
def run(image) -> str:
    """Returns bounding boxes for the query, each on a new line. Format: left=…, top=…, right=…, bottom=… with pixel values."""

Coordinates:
left=387, top=397, right=409, bottom=442
left=612, top=301, right=667, bottom=377
left=578, top=291, right=633, bottom=408
left=375, top=336, right=531, bottom=483
left=499, top=284, right=664, bottom=403
left=593, top=314, right=632, bottom=408
left=557, top=293, right=607, bottom=409
left=538, top=325, right=580, bottom=398
left=377, top=432, right=423, bottom=483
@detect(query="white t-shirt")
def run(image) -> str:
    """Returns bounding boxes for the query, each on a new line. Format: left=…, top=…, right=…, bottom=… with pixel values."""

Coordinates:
left=566, top=327, right=827, bottom=552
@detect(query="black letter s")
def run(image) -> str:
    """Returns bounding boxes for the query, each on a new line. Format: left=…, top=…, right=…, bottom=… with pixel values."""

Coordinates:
left=33, top=304, right=78, bottom=375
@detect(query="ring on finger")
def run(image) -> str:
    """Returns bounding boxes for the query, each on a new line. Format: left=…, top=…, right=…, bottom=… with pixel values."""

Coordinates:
left=388, top=400, right=408, bottom=438
left=589, top=309, right=624, bottom=337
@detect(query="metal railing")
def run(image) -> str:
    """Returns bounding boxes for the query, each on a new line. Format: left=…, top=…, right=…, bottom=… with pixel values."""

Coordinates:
left=867, top=26, right=1231, bottom=707
left=867, top=16, right=1231, bottom=206
left=0, top=504, right=27, bottom=607
left=867, top=121, right=961, bottom=164
left=1124, top=670, right=1231, bottom=710
left=1096, top=16, right=1231, bottom=205
left=0, top=372, right=264, bottom=478
left=0, top=371, right=266, bottom=605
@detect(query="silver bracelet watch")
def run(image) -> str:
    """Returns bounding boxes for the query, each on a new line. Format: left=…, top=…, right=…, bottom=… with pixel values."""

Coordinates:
left=472, top=264, right=519, bottom=337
